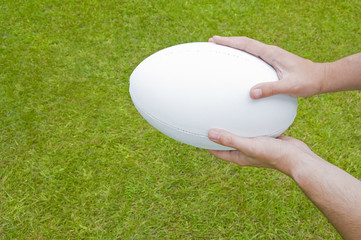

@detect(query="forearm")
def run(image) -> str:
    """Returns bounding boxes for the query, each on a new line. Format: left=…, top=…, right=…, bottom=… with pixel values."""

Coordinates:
left=207, top=129, right=361, bottom=238
left=322, top=52, right=361, bottom=93
left=290, top=155, right=361, bottom=240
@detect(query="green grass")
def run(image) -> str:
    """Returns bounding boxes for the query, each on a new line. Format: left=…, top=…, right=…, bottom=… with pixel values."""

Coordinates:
left=1, top=0, right=361, bottom=239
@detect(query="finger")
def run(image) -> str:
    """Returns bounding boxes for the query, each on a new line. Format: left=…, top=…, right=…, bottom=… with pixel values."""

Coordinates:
left=208, top=36, right=281, bottom=67
left=208, top=149, right=254, bottom=167
left=208, top=149, right=242, bottom=163
left=208, top=129, right=243, bottom=149
left=208, top=36, right=268, bottom=55
left=250, top=80, right=293, bottom=98
left=208, top=129, right=260, bottom=157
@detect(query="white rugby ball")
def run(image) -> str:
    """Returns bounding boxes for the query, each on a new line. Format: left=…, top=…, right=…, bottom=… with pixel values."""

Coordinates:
left=129, top=42, right=298, bottom=150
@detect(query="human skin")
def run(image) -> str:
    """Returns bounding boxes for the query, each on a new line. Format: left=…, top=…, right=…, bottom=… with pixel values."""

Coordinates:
left=208, top=36, right=361, bottom=99
left=207, top=36, right=361, bottom=240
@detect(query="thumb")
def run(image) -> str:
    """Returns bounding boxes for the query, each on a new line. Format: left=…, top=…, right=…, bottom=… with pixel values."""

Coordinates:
left=250, top=80, right=291, bottom=99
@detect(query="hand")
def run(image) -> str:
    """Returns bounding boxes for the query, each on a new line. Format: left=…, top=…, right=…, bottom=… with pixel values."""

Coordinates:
left=208, top=129, right=318, bottom=177
left=208, top=129, right=361, bottom=239
left=208, top=36, right=329, bottom=99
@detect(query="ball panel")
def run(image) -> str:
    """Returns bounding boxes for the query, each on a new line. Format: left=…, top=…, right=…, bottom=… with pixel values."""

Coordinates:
left=132, top=101, right=233, bottom=150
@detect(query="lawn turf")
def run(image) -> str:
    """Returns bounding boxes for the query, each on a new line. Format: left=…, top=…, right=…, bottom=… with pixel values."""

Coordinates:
left=1, top=0, right=361, bottom=239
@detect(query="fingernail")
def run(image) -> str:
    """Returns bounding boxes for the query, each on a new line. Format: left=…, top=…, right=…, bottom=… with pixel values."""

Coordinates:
left=252, top=88, right=262, bottom=99
left=208, top=130, right=221, bottom=141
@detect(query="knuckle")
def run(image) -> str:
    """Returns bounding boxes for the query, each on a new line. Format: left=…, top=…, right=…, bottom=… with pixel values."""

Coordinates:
left=239, top=36, right=250, bottom=42
left=236, top=36, right=252, bottom=51
left=219, top=134, right=234, bottom=147
left=244, top=137, right=265, bottom=157
left=264, top=45, right=279, bottom=60
left=261, top=82, right=277, bottom=97
left=248, top=138, right=260, bottom=155
left=268, top=83, right=277, bottom=96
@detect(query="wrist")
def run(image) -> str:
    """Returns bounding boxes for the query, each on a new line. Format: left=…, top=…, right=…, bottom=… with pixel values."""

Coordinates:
left=273, top=150, right=323, bottom=181
left=272, top=153, right=309, bottom=178
left=300, top=61, right=331, bottom=97
left=289, top=155, right=328, bottom=185
left=319, top=62, right=335, bottom=94
left=318, top=53, right=361, bottom=93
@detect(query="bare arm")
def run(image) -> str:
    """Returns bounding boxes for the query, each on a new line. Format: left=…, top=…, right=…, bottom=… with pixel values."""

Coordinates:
left=293, top=153, right=361, bottom=240
left=323, top=52, right=361, bottom=93
left=208, top=129, right=361, bottom=239
left=208, top=36, right=361, bottom=98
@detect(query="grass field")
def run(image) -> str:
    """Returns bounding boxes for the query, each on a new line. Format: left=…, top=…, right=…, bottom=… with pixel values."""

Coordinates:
left=1, top=0, right=361, bottom=239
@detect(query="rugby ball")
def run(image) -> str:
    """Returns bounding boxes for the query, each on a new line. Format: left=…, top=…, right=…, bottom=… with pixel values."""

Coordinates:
left=129, top=42, right=298, bottom=150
